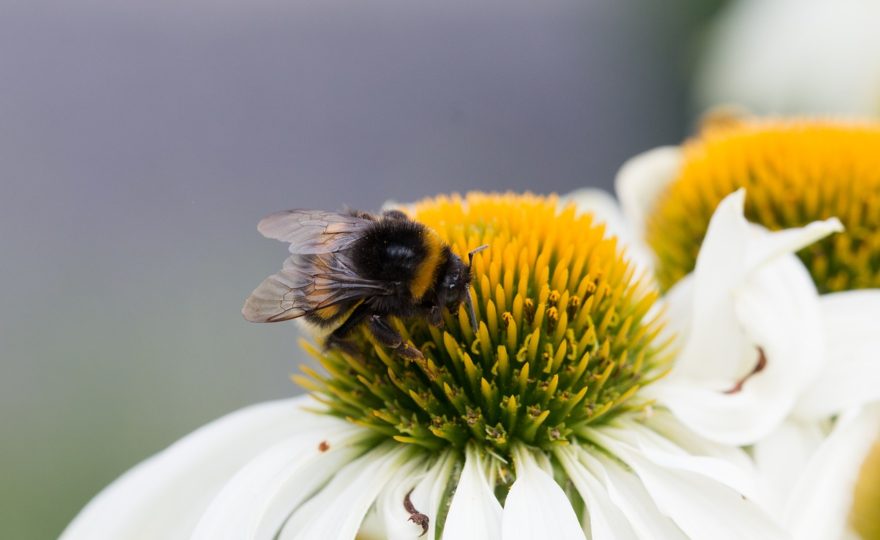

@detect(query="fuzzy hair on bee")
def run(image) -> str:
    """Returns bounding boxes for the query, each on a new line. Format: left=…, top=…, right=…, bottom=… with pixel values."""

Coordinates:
left=242, top=207, right=487, bottom=359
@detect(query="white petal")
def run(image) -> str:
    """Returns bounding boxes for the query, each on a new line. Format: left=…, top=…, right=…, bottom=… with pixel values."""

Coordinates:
left=743, top=222, right=843, bottom=274
left=558, top=443, right=692, bottom=540
left=583, top=425, right=786, bottom=540
left=752, top=419, right=828, bottom=515
left=734, top=252, right=824, bottom=392
left=61, top=396, right=328, bottom=540
left=406, top=451, right=458, bottom=540
left=646, top=384, right=788, bottom=448
left=442, top=445, right=502, bottom=540
left=665, top=253, right=821, bottom=444
left=589, top=418, right=760, bottom=501
left=278, top=443, right=414, bottom=540
left=356, top=507, right=385, bottom=540
left=654, top=190, right=840, bottom=445
left=376, top=450, right=457, bottom=540
left=796, top=290, right=880, bottom=418
left=502, top=445, right=585, bottom=540
left=614, top=146, right=683, bottom=243
left=555, top=446, right=639, bottom=540
left=658, top=276, right=694, bottom=352
left=642, top=408, right=755, bottom=473
left=371, top=460, right=425, bottom=540
left=191, top=421, right=369, bottom=540
left=784, top=404, right=880, bottom=540
left=581, top=447, right=688, bottom=540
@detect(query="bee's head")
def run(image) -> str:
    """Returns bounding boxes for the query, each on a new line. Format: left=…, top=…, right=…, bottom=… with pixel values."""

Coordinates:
left=439, top=245, right=488, bottom=329
left=439, top=254, right=471, bottom=306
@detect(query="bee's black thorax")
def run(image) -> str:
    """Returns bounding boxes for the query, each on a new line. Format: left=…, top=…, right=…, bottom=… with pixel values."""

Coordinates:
left=349, top=218, right=449, bottom=315
left=351, top=220, right=427, bottom=282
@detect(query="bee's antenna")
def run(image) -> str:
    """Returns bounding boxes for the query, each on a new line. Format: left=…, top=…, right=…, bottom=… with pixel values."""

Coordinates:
left=465, top=244, right=489, bottom=330
left=465, top=288, right=478, bottom=331
left=468, top=244, right=489, bottom=267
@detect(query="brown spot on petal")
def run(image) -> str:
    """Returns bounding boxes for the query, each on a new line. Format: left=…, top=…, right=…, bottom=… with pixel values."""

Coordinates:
left=724, top=347, right=767, bottom=395
left=318, top=440, right=330, bottom=452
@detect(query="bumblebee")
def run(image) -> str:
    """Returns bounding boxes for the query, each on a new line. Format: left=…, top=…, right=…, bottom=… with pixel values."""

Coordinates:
left=242, top=208, right=486, bottom=359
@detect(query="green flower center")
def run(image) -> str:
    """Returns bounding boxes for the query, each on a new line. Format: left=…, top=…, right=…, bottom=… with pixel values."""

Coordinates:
left=296, top=193, right=668, bottom=459
left=647, top=119, right=880, bottom=293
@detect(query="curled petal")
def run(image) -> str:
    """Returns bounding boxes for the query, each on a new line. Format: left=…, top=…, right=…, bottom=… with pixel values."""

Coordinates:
left=655, top=189, right=840, bottom=445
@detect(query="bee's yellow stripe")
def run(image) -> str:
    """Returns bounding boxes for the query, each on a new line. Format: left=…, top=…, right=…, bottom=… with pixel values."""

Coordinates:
left=312, top=300, right=365, bottom=337
left=314, top=303, right=341, bottom=320
left=409, top=228, right=444, bottom=300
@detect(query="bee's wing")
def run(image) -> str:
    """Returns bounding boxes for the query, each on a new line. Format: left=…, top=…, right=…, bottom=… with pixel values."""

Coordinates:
left=242, top=252, right=393, bottom=323
left=241, top=264, right=310, bottom=323
left=257, top=210, right=372, bottom=254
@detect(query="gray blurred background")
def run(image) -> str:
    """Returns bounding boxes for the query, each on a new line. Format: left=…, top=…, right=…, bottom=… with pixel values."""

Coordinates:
left=1, top=1, right=723, bottom=537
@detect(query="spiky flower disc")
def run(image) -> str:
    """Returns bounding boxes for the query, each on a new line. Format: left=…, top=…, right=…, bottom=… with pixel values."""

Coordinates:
left=296, top=193, right=667, bottom=459
left=646, top=119, right=880, bottom=292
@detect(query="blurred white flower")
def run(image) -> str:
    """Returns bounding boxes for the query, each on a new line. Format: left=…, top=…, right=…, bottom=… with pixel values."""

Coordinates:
left=572, top=122, right=880, bottom=536
left=61, top=193, right=785, bottom=540
left=695, top=0, right=880, bottom=115
left=600, top=124, right=880, bottom=441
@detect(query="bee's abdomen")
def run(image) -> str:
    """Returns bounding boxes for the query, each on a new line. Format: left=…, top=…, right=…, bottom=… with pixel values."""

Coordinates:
left=303, top=299, right=361, bottom=331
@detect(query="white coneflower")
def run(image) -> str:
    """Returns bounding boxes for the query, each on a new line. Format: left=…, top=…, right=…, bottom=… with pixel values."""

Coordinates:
left=571, top=117, right=880, bottom=535
left=576, top=185, right=844, bottom=437
left=61, top=193, right=783, bottom=540
left=590, top=118, right=880, bottom=443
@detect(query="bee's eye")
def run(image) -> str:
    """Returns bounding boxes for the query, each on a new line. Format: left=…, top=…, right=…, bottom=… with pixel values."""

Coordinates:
left=446, top=270, right=460, bottom=289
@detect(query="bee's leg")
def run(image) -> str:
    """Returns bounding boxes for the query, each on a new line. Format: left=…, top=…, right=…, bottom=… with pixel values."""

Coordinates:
left=368, top=314, right=423, bottom=360
left=323, top=304, right=371, bottom=356
left=427, top=305, right=444, bottom=328
left=324, top=333, right=361, bottom=358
